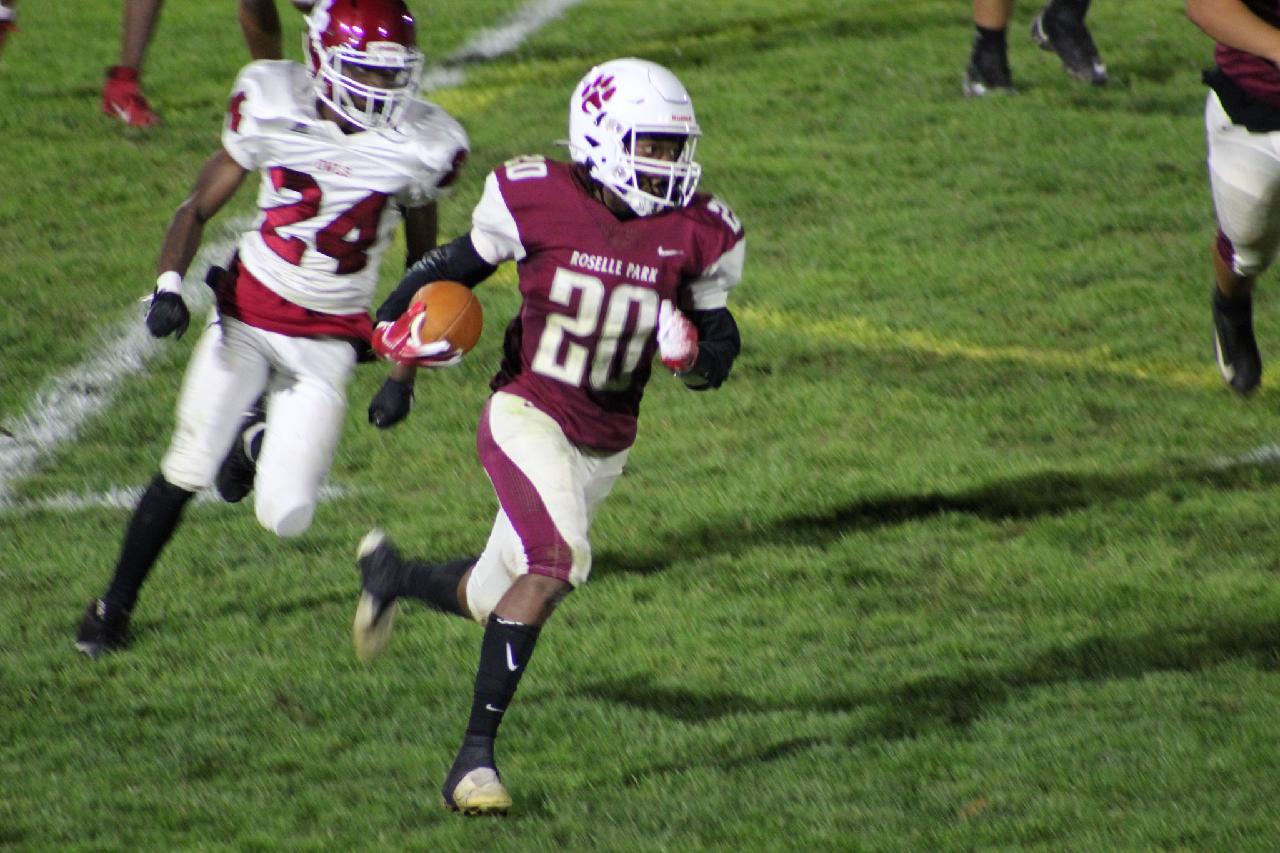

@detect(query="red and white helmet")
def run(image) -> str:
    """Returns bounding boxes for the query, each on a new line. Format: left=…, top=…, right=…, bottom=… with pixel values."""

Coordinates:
left=567, top=58, right=702, bottom=218
left=304, top=0, right=423, bottom=131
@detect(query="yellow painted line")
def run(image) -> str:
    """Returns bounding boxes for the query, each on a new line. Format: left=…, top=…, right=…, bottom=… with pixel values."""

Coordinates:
left=429, top=87, right=506, bottom=118
left=739, top=305, right=1219, bottom=391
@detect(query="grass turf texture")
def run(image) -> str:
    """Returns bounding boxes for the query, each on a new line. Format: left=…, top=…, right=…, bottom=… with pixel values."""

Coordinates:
left=5, top=0, right=1280, bottom=848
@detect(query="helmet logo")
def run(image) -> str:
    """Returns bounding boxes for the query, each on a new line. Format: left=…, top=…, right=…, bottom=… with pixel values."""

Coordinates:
left=580, top=74, right=616, bottom=115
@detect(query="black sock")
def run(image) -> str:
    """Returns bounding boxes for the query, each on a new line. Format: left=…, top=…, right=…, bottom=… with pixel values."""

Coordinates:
left=101, top=474, right=194, bottom=615
left=465, top=616, right=541, bottom=742
left=399, top=557, right=472, bottom=618
left=1214, top=285, right=1253, bottom=317
left=1045, top=0, right=1090, bottom=22
left=973, top=24, right=1007, bottom=57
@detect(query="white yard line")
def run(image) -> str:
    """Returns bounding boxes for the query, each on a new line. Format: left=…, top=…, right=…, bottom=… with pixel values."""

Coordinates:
left=0, top=239, right=229, bottom=509
left=0, top=484, right=351, bottom=515
left=0, top=0, right=581, bottom=513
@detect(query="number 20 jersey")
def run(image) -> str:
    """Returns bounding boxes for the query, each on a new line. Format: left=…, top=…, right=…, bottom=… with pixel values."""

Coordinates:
left=469, top=157, right=746, bottom=452
left=221, top=60, right=468, bottom=333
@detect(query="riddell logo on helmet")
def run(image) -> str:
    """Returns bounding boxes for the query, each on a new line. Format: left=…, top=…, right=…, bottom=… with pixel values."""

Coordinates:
left=580, top=75, right=616, bottom=113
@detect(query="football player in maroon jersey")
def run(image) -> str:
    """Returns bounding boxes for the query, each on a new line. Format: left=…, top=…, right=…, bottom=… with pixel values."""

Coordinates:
left=964, top=0, right=1108, bottom=97
left=75, top=0, right=468, bottom=658
left=352, top=57, right=746, bottom=815
left=1188, top=0, right=1280, bottom=394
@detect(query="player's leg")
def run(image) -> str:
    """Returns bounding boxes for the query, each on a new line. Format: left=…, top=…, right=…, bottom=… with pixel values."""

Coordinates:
left=351, top=529, right=473, bottom=662
left=214, top=396, right=266, bottom=503
left=965, top=0, right=1016, bottom=97
left=1204, top=91, right=1280, bottom=394
left=251, top=334, right=355, bottom=537
left=443, top=393, right=627, bottom=815
left=103, top=0, right=163, bottom=126
left=1031, top=0, right=1107, bottom=86
left=77, top=318, right=269, bottom=657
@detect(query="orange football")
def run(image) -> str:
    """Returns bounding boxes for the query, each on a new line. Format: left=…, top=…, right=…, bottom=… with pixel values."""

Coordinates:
left=409, top=280, right=483, bottom=354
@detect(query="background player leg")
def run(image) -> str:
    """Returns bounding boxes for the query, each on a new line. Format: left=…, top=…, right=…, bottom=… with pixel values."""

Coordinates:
left=77, top=320, right=268, bottom=657
left=965, top=0, right=1015, bottom=97
left=1212, top=232, right=1262, bottom=394
left=103, top=0, right=163, bottom=126
left=1031, top=0, right=1108, bottom=86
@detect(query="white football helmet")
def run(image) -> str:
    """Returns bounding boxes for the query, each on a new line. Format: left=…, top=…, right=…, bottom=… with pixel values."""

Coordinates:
left=567, top=58, right=702, bottom=217
left=304, top=0, right=423, bottom=131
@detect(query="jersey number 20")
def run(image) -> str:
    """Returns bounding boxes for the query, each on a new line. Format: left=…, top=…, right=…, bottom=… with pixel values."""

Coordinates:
left=532, top=268, right=660, bottom=391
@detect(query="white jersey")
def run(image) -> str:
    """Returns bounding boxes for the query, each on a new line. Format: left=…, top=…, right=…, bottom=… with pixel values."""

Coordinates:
left=222, top=61, right=468, bottom=315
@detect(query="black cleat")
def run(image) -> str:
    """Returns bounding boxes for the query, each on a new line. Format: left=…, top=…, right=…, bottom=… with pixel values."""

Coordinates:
left=75, top=599, right=130, bottom=659
left=215, top=405, right=266, bottom=503
left=963, top=48, right=1015, bottom=98
left=441, top=738, right=511, bottom=816
left=1212, top=287, right=1262, bottom=395
left=352, top=529, right=404, bottom=662
left=1031, top=7, right=1108, bottom=86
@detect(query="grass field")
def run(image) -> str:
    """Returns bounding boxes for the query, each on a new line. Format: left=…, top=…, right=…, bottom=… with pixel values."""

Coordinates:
left=5, top=1, right=1280, bottom=849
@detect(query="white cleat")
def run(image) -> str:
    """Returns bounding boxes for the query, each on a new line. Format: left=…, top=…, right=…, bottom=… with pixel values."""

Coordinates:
left=443, top=768, right=512, bottom=816
left=352, top=529, right=400, bottom=662
left=352, top=591, right=397, bottom=663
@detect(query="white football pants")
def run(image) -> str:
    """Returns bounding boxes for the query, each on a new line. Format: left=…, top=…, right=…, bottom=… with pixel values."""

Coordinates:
left=1205, top=90, right=1280, bottom=277
left=161, top=313, right=355, bottom=537
left=464, top=391, right=628, bottom=624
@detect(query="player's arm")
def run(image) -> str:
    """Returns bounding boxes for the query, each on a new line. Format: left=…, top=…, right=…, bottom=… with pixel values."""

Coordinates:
left=401, top=200, right=439, bottom=268
left=369, top=170, right=512, bottom=428
left=377, top=168, right=516, bottom=322
left=367, top=233, right=499, bottom=428
left=682, top=307, right=741, bottom=390
left=148, top=148, right=250, bottom=339
left=368, top=200, right=445, bottom=427
left=375, top=232, right=497, bottom=323
left=661, top=217, right=746, bottom=390
left=1187, top=0, right=1280, bottom=62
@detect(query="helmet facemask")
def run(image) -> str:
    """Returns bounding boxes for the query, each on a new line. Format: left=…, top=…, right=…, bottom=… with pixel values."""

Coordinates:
left=600, top=127, right=701, bottom=218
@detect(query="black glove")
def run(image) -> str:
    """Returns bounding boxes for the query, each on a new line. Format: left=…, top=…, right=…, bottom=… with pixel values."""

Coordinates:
left=368, top=377, right=414, bottom=429
left=146, top=291, right=190, bottom=339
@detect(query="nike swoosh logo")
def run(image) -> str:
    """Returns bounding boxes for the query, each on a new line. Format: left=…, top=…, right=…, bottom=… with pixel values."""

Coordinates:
left=485, top=703, right=505, bottom=713
left=657, top=246, right=684, bottom=257
left=506, top=643, right=518, bottom=672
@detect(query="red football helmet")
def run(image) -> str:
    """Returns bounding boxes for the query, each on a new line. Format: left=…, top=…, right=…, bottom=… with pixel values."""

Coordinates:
left=304, top=0, right=423, bottom=130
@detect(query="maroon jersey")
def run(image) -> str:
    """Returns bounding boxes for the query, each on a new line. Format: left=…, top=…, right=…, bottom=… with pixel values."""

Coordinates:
left=1215, top=0, right=1280, bottom=109
left=468, top=157, right=745, bottom=451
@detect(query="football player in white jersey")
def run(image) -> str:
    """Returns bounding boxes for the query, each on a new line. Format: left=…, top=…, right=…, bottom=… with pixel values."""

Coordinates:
left=75, top=0, right=468, bottom=659
left=353, top=58, right=745, bottom=815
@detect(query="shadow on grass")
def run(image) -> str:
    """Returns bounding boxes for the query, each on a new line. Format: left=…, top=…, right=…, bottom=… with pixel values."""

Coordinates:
left=598, top=459, right=1280, bottom=576
left=589, top=618, right=1280, bottom=781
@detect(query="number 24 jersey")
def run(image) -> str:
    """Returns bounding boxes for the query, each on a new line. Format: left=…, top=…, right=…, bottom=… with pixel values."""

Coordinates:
left=221, top=60, right=467, bottom=334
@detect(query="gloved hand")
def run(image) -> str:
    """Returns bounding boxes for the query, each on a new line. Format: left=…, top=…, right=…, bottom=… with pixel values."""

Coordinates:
left=370, top=301, right=463, bottom=368
left=368, top=377, right=414, bottom=429
left=657, top=299, right=698, bottom=374
left=146, top=290, right=190, bottom=339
